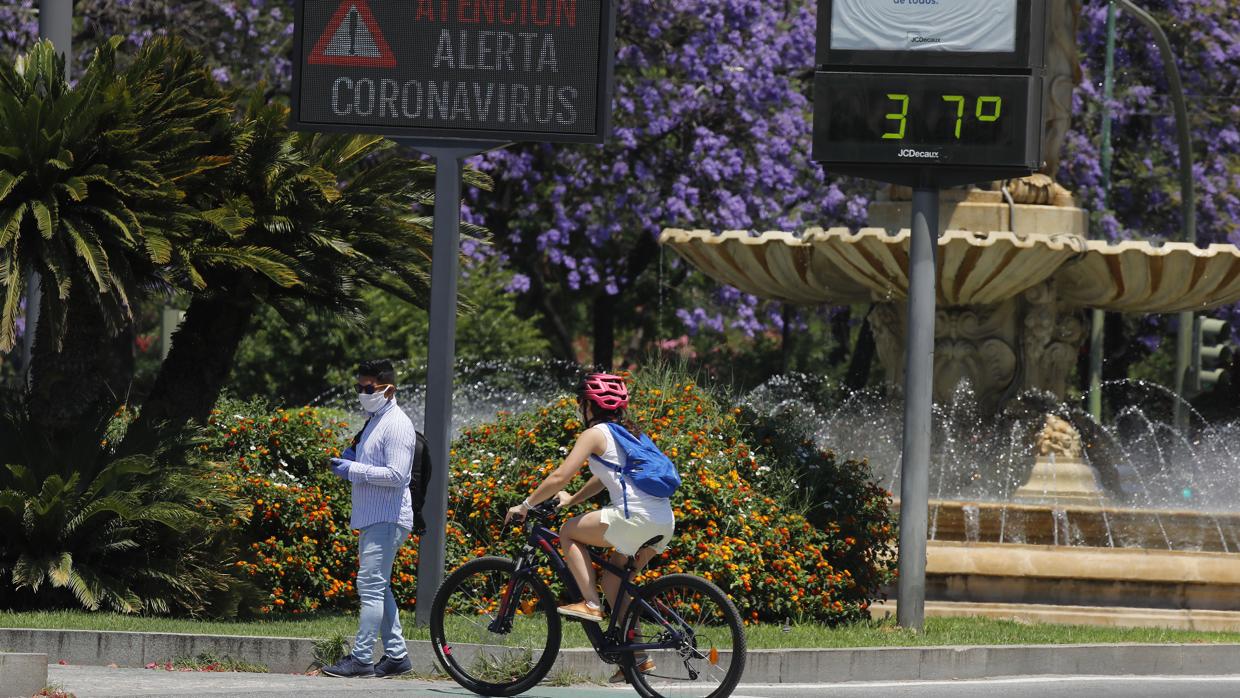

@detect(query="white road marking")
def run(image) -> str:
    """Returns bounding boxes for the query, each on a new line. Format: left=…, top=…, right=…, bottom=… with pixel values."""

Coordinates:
left=730, top=675, right=1240, bottom=691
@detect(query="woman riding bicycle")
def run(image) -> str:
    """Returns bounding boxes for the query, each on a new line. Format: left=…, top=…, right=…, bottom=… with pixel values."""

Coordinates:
left=505, top=372, right=675, bottom=679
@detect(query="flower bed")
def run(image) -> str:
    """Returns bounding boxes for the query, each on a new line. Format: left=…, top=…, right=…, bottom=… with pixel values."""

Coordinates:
left=205, top=372, right=896, bottom=624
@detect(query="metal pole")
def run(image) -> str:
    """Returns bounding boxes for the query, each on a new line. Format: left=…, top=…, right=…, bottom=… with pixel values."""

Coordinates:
left=1114, top=0, right=1196, bottom=428
left=25, top=0, right=71, bottom=381
left=1088, top=1, right=1118, bottom=421
left=38, top=0, right=71, bottom=70
left=413, top=146, right=467, bottom=627
left=404, top=140, right=503, bottom=626
left=897, top=186, right=938, bottom=631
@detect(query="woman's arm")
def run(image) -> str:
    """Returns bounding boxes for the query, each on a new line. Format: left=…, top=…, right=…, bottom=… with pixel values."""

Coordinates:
left=564, top=476, right=605, bottom=507
left=506, top=428, right=604, bottom=521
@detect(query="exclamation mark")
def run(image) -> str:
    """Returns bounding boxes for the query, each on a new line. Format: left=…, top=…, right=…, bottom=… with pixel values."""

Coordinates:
left=348, top=8, right=359, bottom=56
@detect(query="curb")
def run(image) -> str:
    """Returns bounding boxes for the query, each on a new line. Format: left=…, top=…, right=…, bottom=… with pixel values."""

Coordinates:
left=5, top=628, right=1240, bottom=683
left=0, top=652, right=47, bottom=698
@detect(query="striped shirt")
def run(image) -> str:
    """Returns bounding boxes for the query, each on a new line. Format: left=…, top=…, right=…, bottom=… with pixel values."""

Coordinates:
left=338, top=398, right=415, bottom=531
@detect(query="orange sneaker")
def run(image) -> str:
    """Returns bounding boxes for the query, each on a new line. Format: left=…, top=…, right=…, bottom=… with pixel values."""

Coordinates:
left=610, top=654, right=655, bottom=684
left=557, top=601, right=605, bottom=622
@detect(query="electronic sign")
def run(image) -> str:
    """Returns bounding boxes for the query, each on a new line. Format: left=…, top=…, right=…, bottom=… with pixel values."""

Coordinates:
left=813, top=0, right=1049, bottom=186
left=818, top=0, right=1046, bottom=70
left=291, top=0, right=617, bottom=143
left=813, top=72, right=1041, bottom=170
left=830, top=0, right=1018, bottom=54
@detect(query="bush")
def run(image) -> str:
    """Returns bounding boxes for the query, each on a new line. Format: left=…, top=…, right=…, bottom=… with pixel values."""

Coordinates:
left=445, top=366, right=896, bottom=625
left=205, top=398, right=361, bottom=615
left=0, top=409, right=253, bottom=616
left=202, top=398, right=426, bottom=616
left=200, top=369, right=897, bottom=624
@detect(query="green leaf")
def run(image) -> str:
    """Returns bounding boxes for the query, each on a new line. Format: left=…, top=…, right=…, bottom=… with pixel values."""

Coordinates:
left=81, top=205, right=136, bottom=245
left=11, top=555, right=46, bottom=592
left=62, top=218, right=111, bottom=291
left=0, top=171, right=23, bottom=202
left=0, top=252, right=24, bottom=352
left=196, top=245, right=301, bottom=288
left=67, top=569, right=102, bottom=611
left=48, top=551, right=73, bottom=587
left=143, top=230, right=173, bottom=264
left=0, top=489, right=26, bottom=516
left=0, top=204, right=25, bottom=247
left=57, top=176, right=88, bottom=202
left=29, top=200, right=53, bottom=239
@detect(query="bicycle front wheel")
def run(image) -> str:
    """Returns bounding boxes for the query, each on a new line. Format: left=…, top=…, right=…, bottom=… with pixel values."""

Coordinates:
left=622, top=573, right=747, bottom=698
left=430, top=556, right=561, bottom=697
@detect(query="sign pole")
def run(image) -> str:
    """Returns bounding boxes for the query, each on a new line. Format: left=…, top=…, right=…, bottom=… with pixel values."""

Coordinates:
left=1088, top=0, right=1118, bottom=421
left=24, top=0, right=71, bottom=381
left=896, top=185, right=938, bottom=631
left=405, top=141, right=504, bottom=627
left=414, top=144, right=469, bottom=628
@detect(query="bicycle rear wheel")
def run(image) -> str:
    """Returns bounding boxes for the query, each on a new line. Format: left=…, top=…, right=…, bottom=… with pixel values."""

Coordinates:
left=621, top=573, right=747, bottom=698
left=430, top=556, right=561, bottom=696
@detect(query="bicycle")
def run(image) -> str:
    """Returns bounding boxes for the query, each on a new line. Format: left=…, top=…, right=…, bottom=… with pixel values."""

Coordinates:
left=429, top=501, right=747, bottom=698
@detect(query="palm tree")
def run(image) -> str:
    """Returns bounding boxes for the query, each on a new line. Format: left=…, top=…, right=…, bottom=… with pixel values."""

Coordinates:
left=0, top=38, right=234, bottom=443
left=0, top=408, right=239, bottom=614
left=125, top=97, right=490, bottom=447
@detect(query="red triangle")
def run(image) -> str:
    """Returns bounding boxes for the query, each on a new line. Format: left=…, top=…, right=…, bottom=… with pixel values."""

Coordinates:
left=309, top=0, right=396, bottom=68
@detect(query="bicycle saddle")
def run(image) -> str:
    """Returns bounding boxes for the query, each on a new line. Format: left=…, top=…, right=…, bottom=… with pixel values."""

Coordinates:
left=639, top=535, right=664, bottom=550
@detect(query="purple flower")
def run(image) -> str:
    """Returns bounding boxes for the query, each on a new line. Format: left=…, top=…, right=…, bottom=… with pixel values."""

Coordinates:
left=504, top=274, right=531, bottom=294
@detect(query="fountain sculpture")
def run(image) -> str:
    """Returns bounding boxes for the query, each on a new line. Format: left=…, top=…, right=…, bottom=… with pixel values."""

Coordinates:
left=662, top=0, right=1240, bottom=629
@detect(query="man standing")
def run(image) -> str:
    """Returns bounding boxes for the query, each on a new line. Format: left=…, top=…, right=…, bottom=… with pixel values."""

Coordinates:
left=322, top=359, right=416, bottom=679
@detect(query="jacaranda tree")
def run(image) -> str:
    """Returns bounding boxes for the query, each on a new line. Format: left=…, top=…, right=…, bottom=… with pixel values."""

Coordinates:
left=3, top=1, right=1237, bottom=383
left=470, top=0, right=870, bottom=369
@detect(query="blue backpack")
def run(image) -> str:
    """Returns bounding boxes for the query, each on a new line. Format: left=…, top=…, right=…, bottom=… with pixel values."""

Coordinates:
left=601, top=423, right=681, bottom=518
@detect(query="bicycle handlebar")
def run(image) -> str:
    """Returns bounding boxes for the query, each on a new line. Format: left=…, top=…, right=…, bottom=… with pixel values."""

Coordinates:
left=518, top=500, right=560, bottom=530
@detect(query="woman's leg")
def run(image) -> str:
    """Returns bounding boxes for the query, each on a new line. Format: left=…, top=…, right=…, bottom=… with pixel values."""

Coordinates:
left=602, top=548, right=656, bottom=621
left=558, top=510, right=610, bottom=606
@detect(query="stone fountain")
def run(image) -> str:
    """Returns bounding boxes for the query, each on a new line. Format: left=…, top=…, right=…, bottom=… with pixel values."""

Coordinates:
left=660, top=0, right=1240, bottom=629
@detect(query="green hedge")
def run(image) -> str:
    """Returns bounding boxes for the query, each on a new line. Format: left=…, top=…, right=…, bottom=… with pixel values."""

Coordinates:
left=201, top=367, right=897, bottom=623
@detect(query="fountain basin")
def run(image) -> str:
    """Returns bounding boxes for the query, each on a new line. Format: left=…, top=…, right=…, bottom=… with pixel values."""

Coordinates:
left=924, top=541, right=1240, bottom=612
left=924, top=500, right=1240, bottom=553
left=661, top=212, right=1240, bottom=415
left=872, top=600, right=1240, bottom=632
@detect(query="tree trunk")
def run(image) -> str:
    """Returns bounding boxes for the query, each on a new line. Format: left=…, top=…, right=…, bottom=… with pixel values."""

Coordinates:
left=828, top=307, right=852, bottom=367
left=529, top=265, right=577, bottom=361
left=780, top=304, right=793, bottom=374
left=592, top=293, right=616, bottom=371
left=122, top=295, right=256, bottom=453
left=845, top=309, right=877, bottom=392
left=27, top=296, right=134, bottom=448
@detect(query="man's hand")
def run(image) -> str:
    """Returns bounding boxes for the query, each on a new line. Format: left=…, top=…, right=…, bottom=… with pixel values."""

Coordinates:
left=414, top=511, right=427, bottom=536
left=553, top=491, right=572, bottom=509
left=329, top=458, right=351, bottom=479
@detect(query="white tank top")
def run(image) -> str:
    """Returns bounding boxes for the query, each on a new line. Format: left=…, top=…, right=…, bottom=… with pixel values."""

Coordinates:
left=588, top=424, right=675, bottom=524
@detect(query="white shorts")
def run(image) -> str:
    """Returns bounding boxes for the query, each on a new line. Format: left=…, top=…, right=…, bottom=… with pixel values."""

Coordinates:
left=600, top=506, right=675, bottom=557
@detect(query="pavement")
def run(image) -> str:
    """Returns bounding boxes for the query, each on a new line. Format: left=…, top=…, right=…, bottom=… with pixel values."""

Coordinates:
left=13, top=627, right=1240, bottom=685
left=43, top=665, right=1240, bottom=698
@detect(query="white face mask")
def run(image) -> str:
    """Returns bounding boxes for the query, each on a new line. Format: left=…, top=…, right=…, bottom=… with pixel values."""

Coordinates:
left=359, top=390, right=389, bottom=413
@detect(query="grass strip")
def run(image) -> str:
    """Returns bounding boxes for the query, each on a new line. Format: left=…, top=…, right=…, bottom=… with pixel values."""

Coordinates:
left=6, top=610, right=1240, bottom=649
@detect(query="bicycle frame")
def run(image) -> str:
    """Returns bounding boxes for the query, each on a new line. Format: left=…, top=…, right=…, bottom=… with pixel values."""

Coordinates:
left=492, top=512, right=691, bottom=661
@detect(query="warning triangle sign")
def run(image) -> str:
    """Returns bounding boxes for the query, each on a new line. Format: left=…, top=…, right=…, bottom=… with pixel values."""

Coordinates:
left=309, top=0, right=396, bottom=68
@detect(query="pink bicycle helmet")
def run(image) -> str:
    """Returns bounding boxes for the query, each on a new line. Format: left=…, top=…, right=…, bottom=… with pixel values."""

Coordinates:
left=579, top=373, right=630, bottom=411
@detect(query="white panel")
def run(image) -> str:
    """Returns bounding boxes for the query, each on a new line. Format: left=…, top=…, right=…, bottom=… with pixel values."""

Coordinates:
left=831, top=0, right=1019, bottom=53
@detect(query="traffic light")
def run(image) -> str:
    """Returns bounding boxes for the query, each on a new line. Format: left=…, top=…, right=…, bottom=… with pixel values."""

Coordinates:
left=1192, top=315, right=1233, bottom=392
